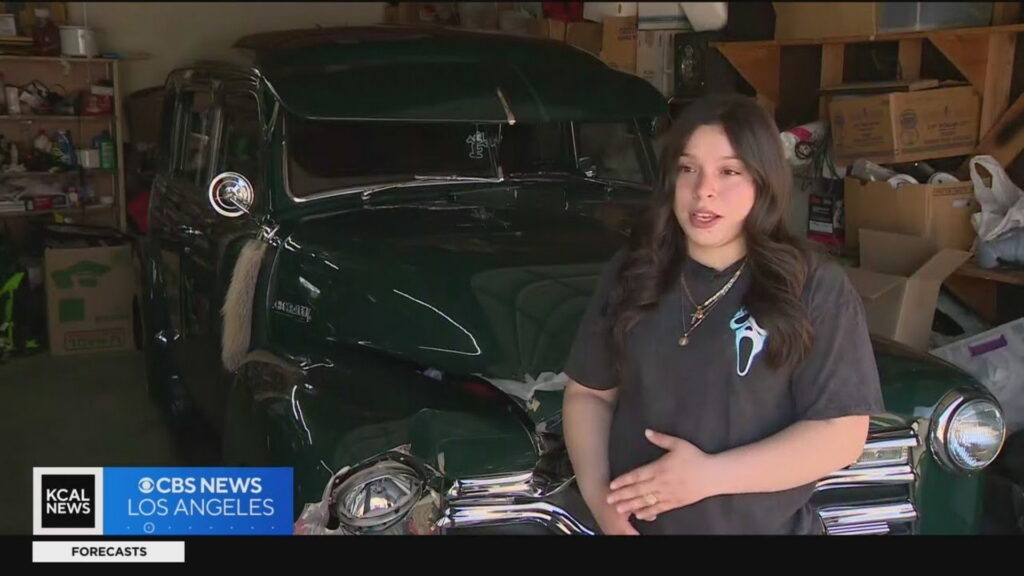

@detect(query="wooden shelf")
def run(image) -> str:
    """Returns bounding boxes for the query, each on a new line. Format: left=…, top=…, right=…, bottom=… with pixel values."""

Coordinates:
left=712, top=21, right=1023, bottom=167
left=713, top=23, right=1024, bottom=50
left=0, top=115, right=114, bottom=122
left=0, top=170, right=115, bottom=178
left=0, top=54, right=135, bottom=63
left=0, top=203, right=114, bottom=217
left=953, top=259, right=1024, bottom=286
left=0, top=50, right=129, bottom=233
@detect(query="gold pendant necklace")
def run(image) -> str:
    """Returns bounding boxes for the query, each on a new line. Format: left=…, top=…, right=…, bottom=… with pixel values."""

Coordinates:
left=678, top=261, right=745, bottom=346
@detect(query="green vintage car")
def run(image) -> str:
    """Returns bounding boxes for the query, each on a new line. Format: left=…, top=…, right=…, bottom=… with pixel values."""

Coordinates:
left=138, top=25, right=1009, bottom=535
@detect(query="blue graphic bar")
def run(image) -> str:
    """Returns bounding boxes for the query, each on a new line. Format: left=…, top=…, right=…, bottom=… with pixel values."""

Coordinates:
left=102, top=467, right=293, bottom=536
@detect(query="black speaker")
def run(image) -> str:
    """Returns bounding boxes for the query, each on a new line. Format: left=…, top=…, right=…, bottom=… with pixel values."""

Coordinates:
left=672, top=31, right=744, bottom=99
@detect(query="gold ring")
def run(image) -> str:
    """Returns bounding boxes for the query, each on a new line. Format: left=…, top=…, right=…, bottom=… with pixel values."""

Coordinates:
left=644, top=492, right=658, bottom=505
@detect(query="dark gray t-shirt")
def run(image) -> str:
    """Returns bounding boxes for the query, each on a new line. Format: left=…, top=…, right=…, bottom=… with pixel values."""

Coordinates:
left=564, top=248, right=885, bottom=535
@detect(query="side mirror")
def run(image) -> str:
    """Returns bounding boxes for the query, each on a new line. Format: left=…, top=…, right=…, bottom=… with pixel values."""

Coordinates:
left=208, top=171, right=254, bottom=218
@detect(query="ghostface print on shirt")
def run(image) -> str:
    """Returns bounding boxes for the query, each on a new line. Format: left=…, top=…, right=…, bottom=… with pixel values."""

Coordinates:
left=730, top=307, right=768, bottom=376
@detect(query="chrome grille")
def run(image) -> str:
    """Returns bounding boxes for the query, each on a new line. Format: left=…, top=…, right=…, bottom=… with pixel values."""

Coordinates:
left=815, top=428, right=919, bottom=535
left=438, top=471, right=595, bottom=535
left=438, top=428, right=921, bottom=535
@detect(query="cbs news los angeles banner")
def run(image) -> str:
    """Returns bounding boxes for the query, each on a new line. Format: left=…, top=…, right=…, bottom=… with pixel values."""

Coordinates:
left=32, top=467, right=293, bottom=563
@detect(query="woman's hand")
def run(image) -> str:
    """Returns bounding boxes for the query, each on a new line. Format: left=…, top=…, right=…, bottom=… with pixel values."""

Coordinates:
left=606, top=429, right=719, bottom=521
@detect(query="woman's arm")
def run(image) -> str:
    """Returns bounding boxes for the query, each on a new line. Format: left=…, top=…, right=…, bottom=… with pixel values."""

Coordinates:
left=605, top=414, right=869, bottom=519
left=563, top=379, right=638, bottom=535
left=563, top=380, right=618, bottom=504
left=710, top=414, right=868, bottom=495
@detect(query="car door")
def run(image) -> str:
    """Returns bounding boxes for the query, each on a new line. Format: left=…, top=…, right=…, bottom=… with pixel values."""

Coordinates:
left=148, top=78, right=222, bottom=428
left=184, top=85, right=267, bottom=432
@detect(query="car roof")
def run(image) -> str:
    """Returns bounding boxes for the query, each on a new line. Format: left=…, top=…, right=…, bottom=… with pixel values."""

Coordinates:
left=227, top=25, right=667, bottom=123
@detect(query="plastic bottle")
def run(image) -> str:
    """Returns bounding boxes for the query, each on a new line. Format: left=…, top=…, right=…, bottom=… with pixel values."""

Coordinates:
left=94, top=130, right=115, bottom=171
left=56, top=130, right=76, bottom=167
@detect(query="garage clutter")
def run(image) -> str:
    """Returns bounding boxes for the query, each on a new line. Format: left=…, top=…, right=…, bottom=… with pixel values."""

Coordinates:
left=383, top=2, right=741, bottom=99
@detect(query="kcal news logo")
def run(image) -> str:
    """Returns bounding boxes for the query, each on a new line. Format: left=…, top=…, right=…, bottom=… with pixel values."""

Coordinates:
left=34, top=468, right=104, bottom=536
left=34, top=467, right=293, bottom=536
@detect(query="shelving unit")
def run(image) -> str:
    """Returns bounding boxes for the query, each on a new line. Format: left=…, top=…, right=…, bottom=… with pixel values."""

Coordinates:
left=711, top=7, right=1024, bottom=305
left=0, top=114, right=112, bottom=122
left=0, top=203, right=113, bottom=217
left=0, top=54, right=128, bottom=232
left=711, top=20, right=1024, bottom=172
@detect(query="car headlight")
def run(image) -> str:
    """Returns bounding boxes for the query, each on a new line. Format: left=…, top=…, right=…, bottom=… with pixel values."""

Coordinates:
left=931, top=392, right=1006, bottom=473
left=329, top=457, right=440, bottom=534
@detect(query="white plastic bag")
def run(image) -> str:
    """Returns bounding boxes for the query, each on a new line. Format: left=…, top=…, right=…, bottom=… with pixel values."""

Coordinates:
left=931, top=318, right=1024, bottom=434
left=969, top=155, right=1024, bottom=242
left=680, top=2, right=728, bottom=31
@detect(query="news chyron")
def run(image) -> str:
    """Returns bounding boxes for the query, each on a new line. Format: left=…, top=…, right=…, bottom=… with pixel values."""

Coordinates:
left=32, top=467, right=293, bottom=563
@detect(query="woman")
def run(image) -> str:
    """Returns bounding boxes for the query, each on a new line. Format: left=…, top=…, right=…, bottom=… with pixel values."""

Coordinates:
left=562, top=94, right=885, bottom=535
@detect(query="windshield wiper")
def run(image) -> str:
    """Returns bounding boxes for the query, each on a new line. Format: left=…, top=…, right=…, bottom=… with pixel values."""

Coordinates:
left=508, top=170, right=648, bottom=189
left=412, top=174, right=505, bottom=183
left=347, top=174, right=505, bottom=200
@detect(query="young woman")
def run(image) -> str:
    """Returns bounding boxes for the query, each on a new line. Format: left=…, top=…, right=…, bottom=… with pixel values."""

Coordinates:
left=562, top=94, right=885, bottom=535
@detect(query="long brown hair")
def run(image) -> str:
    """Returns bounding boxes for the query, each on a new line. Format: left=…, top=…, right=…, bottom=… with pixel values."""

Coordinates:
left=608, top=94, right=814, bottom=386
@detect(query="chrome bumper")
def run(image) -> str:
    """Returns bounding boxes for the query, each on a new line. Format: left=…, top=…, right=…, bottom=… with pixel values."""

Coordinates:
left=440, top=428, right=922, bottom=536
left=437, top=472, right=595, bottom=535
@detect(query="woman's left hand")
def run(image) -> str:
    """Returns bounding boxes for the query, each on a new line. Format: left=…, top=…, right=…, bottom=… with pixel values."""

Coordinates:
left=606, top=429, right=720, bottom=521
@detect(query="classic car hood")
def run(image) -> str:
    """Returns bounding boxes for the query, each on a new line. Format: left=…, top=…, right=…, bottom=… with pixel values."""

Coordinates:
left=273, top=192, right=632, bottom=422
left=270, top=192, right=983, bottom=431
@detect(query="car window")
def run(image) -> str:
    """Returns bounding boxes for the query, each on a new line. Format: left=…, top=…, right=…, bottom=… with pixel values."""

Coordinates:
left=158, top=86, right=180, bottom=174
left=498, top=122, right=574, bottom=174
left=576, top=121, right=648, bottom=184
left=286, top=115, right=498, bottom=197
left=217, top=92, right=261, bottom=182
left=175, top=88, right=216, bottom=187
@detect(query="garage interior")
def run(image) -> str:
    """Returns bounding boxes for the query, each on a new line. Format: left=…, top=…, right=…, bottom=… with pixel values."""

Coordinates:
left=3, top=2, right=1024, bottom=537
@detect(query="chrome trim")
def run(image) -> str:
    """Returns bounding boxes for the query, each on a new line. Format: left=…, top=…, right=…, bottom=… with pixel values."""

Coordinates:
left=818, top=503, right=917, bottom=536
left=864, top=436, right=919, bottom=451
left=932, top=391, right=968, bottom=472
left=446, top=472, right=538, bottom=500
left=825, top=522, right=893, bottom=536
left=815, top=465, right=916, bottom=490
left=438, top=501, right=595, bottom=535
left=850, top=432, right=918, bottom=469
left=930, top=389, right=1006, bottom=473
left=496, top=87, right=516, bottom=125
left=440, top=471, right=591, bottom=535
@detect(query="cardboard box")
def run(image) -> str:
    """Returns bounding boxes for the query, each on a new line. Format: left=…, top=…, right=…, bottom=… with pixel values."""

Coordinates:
left=45, top=245, right=136, bottom=355
left=566, top=20, right=603, bottom=56
left=526, top=18, right=602, bottom=56
left=828, top=84, right=980, bottom=165
left=584, top=2, right=638, bottom=21
left=636, top=30, right=674, bottom=97
left=843, top=177, right=979, bottom=250
left=773, top=2, right=881, bottom=40
left=600, top=15, right=638, bottom=73
left=845, top=229, right=971, bottom=350
left=638, top=2, right=691, bottom=30
left=773, top=2, right=993, bottom=40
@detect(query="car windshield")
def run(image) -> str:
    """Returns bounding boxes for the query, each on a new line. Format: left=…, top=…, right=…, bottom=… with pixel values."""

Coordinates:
left=285, top=114, right=653, bottom=198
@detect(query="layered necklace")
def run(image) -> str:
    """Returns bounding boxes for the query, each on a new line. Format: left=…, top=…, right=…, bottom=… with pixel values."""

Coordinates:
left=678, top=260, right=746, bottom=346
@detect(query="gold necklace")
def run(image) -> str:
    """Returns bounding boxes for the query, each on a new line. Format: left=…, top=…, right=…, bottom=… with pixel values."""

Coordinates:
left=678, top=261, right=746, bottom=346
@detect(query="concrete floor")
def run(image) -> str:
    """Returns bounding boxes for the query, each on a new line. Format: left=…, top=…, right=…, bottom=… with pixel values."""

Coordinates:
left=0, top=350, right=189, bottom=535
